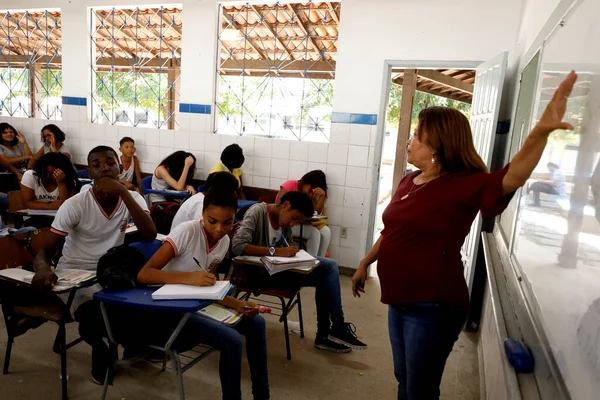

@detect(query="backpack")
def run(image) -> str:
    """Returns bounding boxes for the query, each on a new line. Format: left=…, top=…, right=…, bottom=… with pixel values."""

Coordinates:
left=149, top=201, right=181, bottom=234
left=97, top=244, right=148, bottom=290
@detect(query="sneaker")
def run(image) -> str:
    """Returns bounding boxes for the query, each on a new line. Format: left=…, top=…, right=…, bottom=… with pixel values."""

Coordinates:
left=329, top=322, right=367, bottom=350
left=314, top=336, right=351, bottom=353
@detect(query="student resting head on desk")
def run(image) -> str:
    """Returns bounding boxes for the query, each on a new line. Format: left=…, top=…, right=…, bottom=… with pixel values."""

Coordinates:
left=137, top=184, right=269, bottom=400
left=277, top=169, right=330, bottom=257
left=0, top=122, right=33, bottom=182
left=232, top=191, right=367, bottom=353
left=151, top=150, right=197, bottom=203
left=171, top=170, right=239, bottom=230
left=211, top=143, right=246, bottom=200
left=31, top=145, right=156, bottom=385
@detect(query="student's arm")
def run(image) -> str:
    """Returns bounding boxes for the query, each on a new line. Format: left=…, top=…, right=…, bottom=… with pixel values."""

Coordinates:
left=137, top=242, right=216, bottom=286
left=312, top=188, right=326, bottom=214
left=0, top=154, right=31, bottom=167
left=503, top=71, right=577, bottom=195
left=94, top=177, right=157, bottom=241
left=219, top=296, right=260, bottom=318
left=352, top=236, right=382, bottom=297
left=28, top=147, right=45, bottom=169
left=17, top=132, right=33, bottom=158
left=31, top=231, right=64, bottom=291
left=134, top=156, right=143, bottom=195
left=155, top=156, right=194, bottom=191
left=0, top=156, right=23, bottom=180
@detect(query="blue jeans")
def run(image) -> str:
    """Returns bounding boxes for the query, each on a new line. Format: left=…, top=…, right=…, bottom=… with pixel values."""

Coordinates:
left=388, top=303, right=466, bottom=400
left=182, top=314, right=270, bottom=400
left=265, top=257, right=344, bottom=336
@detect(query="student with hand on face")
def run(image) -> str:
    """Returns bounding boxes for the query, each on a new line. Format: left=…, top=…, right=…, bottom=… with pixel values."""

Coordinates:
left=0, top=122, right=33, bottom=181
left=27, top=124, right=72, bottom=169
left=118, top=136, right=143, bottom=194
left=232, top=191, right=368, bottom=353
left=31, top=145, right=156, bottom=385
left=151, top=150, right=197, bottom=203
left=138, top=186, right=269, bottom=400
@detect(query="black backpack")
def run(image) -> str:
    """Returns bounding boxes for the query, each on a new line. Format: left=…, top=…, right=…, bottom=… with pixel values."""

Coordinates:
left=97, top=244, right=148, bottom=290
left=149, top=201, right=181, bottom=234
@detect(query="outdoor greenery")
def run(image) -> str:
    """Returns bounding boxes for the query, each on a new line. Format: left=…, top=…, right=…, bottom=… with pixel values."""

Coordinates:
left=0, top=67, right=62, bottom=117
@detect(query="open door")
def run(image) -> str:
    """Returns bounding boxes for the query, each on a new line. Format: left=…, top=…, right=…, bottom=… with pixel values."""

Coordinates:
left=462, top=52, right=508, bottom=293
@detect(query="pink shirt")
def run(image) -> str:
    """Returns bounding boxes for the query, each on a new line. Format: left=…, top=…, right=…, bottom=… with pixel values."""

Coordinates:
left=276, top=180, right=299, bottom=201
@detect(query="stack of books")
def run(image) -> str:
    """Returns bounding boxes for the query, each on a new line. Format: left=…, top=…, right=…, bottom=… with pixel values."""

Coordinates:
left=260, top=250, right=318, bottom=275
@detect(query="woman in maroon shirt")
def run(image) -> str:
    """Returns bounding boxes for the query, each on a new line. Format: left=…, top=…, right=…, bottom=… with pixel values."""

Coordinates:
left=352, top=71, right=578, bottom=400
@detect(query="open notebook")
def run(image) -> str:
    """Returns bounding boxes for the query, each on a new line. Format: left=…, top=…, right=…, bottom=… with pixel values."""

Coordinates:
left=151, top=281, right=232, bottom=300
left=260, top=250, right=318, bottom=275
left=0, top=268, right=95, bottom=290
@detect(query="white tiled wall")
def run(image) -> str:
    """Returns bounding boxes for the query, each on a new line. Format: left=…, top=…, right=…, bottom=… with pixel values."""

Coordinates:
left=0, top=110, right=378, bottom=268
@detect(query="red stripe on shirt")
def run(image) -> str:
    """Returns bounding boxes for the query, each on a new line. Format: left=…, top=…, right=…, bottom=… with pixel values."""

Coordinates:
left=165, top=238, right=178, bottom=257
left=50, top=227, right=68, bottom=236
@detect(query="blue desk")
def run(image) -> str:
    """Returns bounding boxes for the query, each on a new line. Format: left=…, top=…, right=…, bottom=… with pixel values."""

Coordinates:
left=93, top=287, right=213, bottom=400
left=238, top=199, right=258, bottom=210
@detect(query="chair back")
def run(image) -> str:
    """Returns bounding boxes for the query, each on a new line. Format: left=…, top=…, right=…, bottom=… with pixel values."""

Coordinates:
left=8, top=190, right=24, bottom=212
left=129, top=240, right=163, bottom=260
left=76, top=169, right=89, bottom=178
left=141, top=176, right=153, bottom=195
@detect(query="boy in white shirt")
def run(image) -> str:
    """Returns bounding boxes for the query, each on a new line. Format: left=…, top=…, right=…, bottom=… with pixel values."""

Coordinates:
left=32, top=145, right=156, bottom=384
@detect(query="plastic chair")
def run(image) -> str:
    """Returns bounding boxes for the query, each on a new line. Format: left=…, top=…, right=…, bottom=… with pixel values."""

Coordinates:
left=141, top=176, right=153, bottom=196
left=129, top=239, right=163, bottom=259
left=197, top=184, right=205, bottom=194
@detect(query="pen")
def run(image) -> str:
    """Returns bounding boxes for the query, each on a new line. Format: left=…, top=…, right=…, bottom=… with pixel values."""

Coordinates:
left=193, top=257, right=208, bottom=272
left=281, top=234, right=290, bottom=247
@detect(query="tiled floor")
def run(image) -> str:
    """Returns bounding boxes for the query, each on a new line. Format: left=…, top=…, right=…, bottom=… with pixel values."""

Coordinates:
left=0, top=275, right=480, bottom=399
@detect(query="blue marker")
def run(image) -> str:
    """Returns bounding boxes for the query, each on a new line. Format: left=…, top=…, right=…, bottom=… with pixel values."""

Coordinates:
left=281, top=234, right=290, bottom=247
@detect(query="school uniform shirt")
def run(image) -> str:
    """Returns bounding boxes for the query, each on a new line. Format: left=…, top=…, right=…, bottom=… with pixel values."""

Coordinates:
left=149, top=171, right=170, bottom=203
left=210, top=162, right=242, bottom=188
left=20, top=170, right=59, bottom=202
left=119, top=155, right=137, bottom=183
left=164, top=219, right=229, bottom=273
left=171, top=192, right=205, bottom=229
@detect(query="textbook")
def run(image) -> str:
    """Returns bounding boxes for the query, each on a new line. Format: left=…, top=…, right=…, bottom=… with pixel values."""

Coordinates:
left=151, top=281, right=231, bottom=300
left=260, top=250, right=318, bottom=275
left=0, top=268, right=95, bottom=290
left=197, top=303, right=243, bottom=326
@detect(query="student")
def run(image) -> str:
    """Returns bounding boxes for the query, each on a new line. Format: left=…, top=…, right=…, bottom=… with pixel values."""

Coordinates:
left=210, top=144, right=246, bottom=199
left=277, top=170, right=330, bottom=257
left=31, top=145, right=156, bottom=384
left=232, top=191, right=367, bottom=352
left=151, top=150, right=197, bottom=203
left=20, top=152, right=79, bottom=210
left=138, top=186, right=269, bottom=400
left=527, top=162, right=566, bottom=206
left=171, top=171, right=239, bottom=230
left=0, top=122, right=33, bottom=181
left=118, top=136, right=143, bottom=194
left=27, top=124, right=72, bottom=169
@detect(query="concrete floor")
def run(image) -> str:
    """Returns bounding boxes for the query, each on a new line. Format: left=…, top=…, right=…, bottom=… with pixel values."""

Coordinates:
left=0, top=276, right=480, bottom=399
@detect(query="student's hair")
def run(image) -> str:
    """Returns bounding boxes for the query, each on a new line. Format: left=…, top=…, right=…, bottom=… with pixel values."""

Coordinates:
left=34, top=152, right=80, bottom=193
left=159, top=150, right=196, bottom=184
left=0, top=122, right=19, bottom=146
left=220, top=144, right=245, bottom=170
left=88, top=145, right=120, bottom=164
left=299, top=170, right=328, bottom=192
left=204, top=171, right=239, bottom=194
left=416, top=106, right=488, bottom=173
left=203, top=186, right=238, bottom=212
left=278, top=191, right=314, bottom=218
left=41, top=124, right=66, bottom=143
left=119, top=136, right=135, bottom=146
left=547, top=162, right=559, bottom=169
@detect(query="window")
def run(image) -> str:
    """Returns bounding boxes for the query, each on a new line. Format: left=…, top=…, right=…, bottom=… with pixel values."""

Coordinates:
left=215, top=2, right=341, bottom=142
left=0, top=10, right=62, bottom=119
left=90, top=6, right=182, bottom=129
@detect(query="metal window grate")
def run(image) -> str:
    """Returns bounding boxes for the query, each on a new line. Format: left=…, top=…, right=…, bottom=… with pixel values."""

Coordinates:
left=0, top=10, right=62, bottom=119
left=215, top=2, right=341, bottom=142
left=90, top=6, right=182, bottom=129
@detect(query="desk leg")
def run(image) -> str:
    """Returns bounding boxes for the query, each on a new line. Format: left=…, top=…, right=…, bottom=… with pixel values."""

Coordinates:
left=99, top=303, right=114, bottom=400
left=299, top=224, right=305, bottom=250
left=164, top=313, right=191, bottom=400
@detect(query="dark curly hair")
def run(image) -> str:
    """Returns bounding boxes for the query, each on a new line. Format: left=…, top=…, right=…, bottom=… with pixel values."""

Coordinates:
left=0, top=122, right=19, bottom=146
left=34, top=152, right=80, bottom=194
left=159, top=151, right=196, bottom=185
left=278, top=191, right=314, bottom=218
left=40, top=124, right=66, bottom=144
left=220, top=144, right=245, bottom=170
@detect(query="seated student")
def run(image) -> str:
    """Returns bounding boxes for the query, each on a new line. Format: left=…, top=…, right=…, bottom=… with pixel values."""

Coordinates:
left=277, top=170, right=330, bottom=257
left=27, top=124, right=72, bottom=169
left=210, top=144, right=246, bottom=199
left=151, top=150, right=197, bottom=203
left=232, top=191, right=367, bottom=352
left=31, top=145, right=156, bottom=384
left=171, top=171, right=239, bottom=230
left=21, top=152, right=79, bottom=211
left=0, top=122, right=33, bottom=181
left=138, top=187, right=269, bottom=400
left=118, top=136, right=143, bottom=194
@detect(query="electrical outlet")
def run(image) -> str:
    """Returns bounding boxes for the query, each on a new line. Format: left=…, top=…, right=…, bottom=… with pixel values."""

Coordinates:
left=340, top=227, right=348, bottom=239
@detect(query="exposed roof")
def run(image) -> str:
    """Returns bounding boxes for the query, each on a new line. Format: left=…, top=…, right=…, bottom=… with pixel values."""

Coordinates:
left=392, top=69, right=475, bottom=104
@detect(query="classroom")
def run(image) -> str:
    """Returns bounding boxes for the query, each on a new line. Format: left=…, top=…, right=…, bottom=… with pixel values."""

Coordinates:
left=0, top=0, right=599, bottom=399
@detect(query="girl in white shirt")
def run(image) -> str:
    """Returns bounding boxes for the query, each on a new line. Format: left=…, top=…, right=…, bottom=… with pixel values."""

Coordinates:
left=138, top=188, right=270, bottom=400
left=150, top=150, right=197, bottom=203
left=20, top=152, right=79, bottom=210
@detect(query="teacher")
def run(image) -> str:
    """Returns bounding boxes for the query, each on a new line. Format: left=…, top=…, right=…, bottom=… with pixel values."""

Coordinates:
left=352, top=71, right=578, bottom=400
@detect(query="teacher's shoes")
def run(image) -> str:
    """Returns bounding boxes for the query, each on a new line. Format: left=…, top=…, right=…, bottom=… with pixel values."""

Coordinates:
left=314, top=336, right=351, bottom=353
left=328, top=322, right=368, bottom=350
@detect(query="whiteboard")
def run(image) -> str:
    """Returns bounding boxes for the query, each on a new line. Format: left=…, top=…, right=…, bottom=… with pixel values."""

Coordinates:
left=511, top=0, right=600, bottom=398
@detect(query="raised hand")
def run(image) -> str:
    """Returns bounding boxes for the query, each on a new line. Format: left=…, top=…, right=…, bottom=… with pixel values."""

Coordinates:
left=16, top=131, right=27, bottom=144
left=536, top=70, right=578, bottom=134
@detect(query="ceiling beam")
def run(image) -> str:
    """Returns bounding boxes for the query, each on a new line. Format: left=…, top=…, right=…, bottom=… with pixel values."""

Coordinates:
left=286, top=4, right=321, bottom=57
left=250, top=5, right=293, bottom=61
left=95, top=27, right=136, bottom=59
left=110, top=13, right=163, bottom=58
left=219, top=58, right=334, bottom=74
left=221, top=8, right=268, bottom=60
left=326, top=3, right=340, bottom=23
left=416, top=69, right=474, bottom=94
left=392, top=76, right=472, bottom=104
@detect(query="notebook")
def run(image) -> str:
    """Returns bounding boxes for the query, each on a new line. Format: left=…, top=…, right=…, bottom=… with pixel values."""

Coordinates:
left=151, top=281, right=232, bottom=300
left=260, top=250, right=319, bottom=275
left=0, top=268, right=95, bottom=290
left=197, top=303, right=243, bottom=326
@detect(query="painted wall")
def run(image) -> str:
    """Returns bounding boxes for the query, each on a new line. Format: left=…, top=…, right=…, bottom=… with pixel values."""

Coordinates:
left=0, top=0, right=525, bottom=268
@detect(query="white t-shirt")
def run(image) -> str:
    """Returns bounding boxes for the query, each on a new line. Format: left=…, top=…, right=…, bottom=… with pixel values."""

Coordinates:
left=164, top=220, right=229, bottom=273
left=119, top=155, right=136, bottom=183
left=20, top=170, right=59, bottom=202
left=171, top=193, right=204, bottom=229
left=267, top=211, right=283, bottom=248
left=51, top=188, right=149, bottom=271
